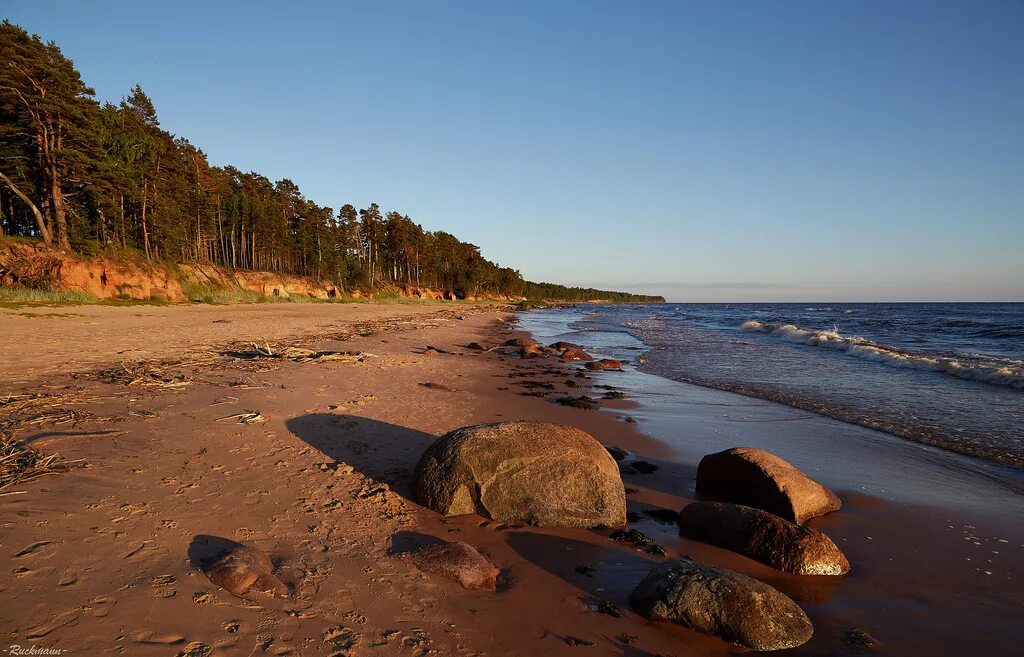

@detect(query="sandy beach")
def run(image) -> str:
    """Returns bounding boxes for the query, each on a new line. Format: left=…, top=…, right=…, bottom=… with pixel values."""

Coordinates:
left=1, top=302, right=1022, bottom=657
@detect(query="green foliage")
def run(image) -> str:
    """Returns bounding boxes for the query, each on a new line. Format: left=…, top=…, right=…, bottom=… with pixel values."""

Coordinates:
left=0, top=22, right=662, bottom=304
left=0, top=287, right=99, bottom=306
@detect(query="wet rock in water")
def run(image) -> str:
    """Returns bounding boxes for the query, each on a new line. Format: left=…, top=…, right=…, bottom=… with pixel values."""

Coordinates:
left=630, top=560, right=813, bottom=651
left=556, top=395, right=600, bottom=410
left=564, top=379, right=579, bottom=388
left=586, top=358, right=624, bottom=371
left=604, top=445, right=632, bottom=462
left=585, top=598, right=622, bottom=617
left=520, top=343, right=545, bottom=358
left=623, top=416, right=638, bottom=424
left=844, top=628, right=880, bottom=650
left=549, top=341, right=583, bottom=352
left=610, top=528, right=654, bottom=547
left=201, top=544, right=288, bottom=598
left=407, top=541, right=499, bottom=591
left=677, top=501, right=850, bottom=575
left=413, top=421, right=627, bottom=528
left=602, top=390, right=626, bottom=399
left=560, top=348, right=594, bottom=362
left=643, top=508, right=681, bottom=525
left=696, top=447, right=841, bottom=523
left=626, top=511, right=642, bottom=523
left=631, top=460, right=659, bottom=474
left=505, top=337, right=539, bottom=348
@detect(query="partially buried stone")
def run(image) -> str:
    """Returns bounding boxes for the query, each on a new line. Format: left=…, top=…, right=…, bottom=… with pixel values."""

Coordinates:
left=630, top=560, right=813, bottom=651
left=408, top=541, right=499, bottom=591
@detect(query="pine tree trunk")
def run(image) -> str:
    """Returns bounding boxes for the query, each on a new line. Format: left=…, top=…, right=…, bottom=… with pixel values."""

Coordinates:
left=0, top=171, right=52, bottom=243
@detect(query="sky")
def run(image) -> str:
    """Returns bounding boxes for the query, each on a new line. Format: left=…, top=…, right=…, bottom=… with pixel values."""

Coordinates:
left=5, top=0, right=1023, bottom=301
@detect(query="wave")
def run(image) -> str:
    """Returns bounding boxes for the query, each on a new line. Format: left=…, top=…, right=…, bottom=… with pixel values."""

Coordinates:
left=739, top=320, right=1024, bottom=390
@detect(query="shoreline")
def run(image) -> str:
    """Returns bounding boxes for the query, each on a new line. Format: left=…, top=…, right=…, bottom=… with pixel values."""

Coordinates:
left=1, top=303, right=1021, bottom=655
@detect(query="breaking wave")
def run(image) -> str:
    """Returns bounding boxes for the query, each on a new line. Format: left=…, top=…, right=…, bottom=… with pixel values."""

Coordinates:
left=739, top=320, right=1024, bottom=390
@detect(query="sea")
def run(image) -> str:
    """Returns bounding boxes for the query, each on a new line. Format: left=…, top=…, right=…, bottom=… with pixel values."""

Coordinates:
left=519, top=302, right=1024, bottom=470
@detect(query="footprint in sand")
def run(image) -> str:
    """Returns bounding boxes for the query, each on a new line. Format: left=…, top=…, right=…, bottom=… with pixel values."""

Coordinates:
left=13, top=540, right=53, bottom=558
left=175, top=641, right=212, bottom=657
left=133, top=630, right=185, bottom=644
left=87, top=595, right=116, bottom=617
left=193, top=591, right=216, bottom=604
left=26, top=608, right=81, bottom=639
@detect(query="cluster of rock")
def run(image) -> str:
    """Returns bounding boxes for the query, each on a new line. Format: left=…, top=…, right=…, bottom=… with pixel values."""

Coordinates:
left=495, top=337, right=630, bottom=370
left=409, top=419, right=848, bottom=651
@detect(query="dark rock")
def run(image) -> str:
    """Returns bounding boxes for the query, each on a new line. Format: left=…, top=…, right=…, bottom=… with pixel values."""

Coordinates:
left=604, top=445, right=632, bottom=461
left=602, top=390, right=626, bottom=399
left=564, top=379, right=579, bottom=388
left=420, top=382, right=456, bottom=392
left=413, top=421, right=627, bottom=528
left=677, top=501, right=850, bottom=575
left=574, top=565, right=596, bottom=577
left=549, top=341, right=582, bottom=351
left=609, top=528, right=653, bottom=547
left=585, top=598, right=622, bottom=617
left=632, top=460, right=659, bottom=474
left=844, top=628, right=880, bottom=650
left=563, top=636, right=595, bottom=647
left=408, top=541, right=499, bottom=591
left=555, top=395, right=600, bottom=410
left=623, top=416, right=638, bottom=424
left=630, top=560, right=813, bottom=651
left=466, top=342, right=486, bottom=350
left=643, top=508, right=680, bottom=525
left=626, top=511, right=642, bottom=523
left=505, top=337, right=539, bottom=348
left=696, top=447, right=841, bottom=523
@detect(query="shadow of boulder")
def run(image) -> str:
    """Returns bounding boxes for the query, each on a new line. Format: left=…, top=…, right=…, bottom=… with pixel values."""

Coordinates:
left=285, top=413, right=438, bottom=501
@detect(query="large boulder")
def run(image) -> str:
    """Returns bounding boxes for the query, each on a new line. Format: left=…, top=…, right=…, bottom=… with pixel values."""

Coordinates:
left=630, top=560, right=813, bottom=651
left=695, top=447, right=841, bottom=523
left=408, top=541, right=500, bottom=591
left=413, top=421, right=626, bottom=528
left=677, top=501, right=850, bottom=575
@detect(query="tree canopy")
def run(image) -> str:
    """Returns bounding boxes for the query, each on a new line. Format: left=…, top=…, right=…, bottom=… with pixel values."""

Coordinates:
left=0, top=21, right=663, bottom=302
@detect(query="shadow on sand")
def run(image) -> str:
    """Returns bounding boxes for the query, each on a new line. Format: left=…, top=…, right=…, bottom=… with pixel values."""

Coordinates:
left=284, top=413, right=438, bottom=502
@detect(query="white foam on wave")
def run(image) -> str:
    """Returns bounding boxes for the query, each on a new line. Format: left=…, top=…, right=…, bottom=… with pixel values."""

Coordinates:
left=739, top=320, right=1024, bottom=390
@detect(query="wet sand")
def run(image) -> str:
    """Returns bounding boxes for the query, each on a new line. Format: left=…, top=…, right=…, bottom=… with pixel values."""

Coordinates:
left=1, top=303, right=1022, bottom=656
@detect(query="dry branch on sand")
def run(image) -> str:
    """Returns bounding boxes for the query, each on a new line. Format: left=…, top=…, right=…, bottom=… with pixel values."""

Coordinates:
left=93, top=363, right=194, bottom=388
left=223, top=343, right=369, bottom=363
left=216, top=410, right=267, bottom=424
left=0, top=425, right=69, bottom=493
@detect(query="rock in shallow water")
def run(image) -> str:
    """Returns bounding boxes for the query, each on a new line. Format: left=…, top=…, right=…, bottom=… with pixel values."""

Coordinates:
left=696, top=447, right=841, bottom=523
left=629, top=560, right=813, bottom=651
left=408, top=541, right=499, bottom=591
left=413, top=421, right=626, bottom=528
left=677, top=501, right=850, bottom=575
left=560, top=347, right=594, bottom=362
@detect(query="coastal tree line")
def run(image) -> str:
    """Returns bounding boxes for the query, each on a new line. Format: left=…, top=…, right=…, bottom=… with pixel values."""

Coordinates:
left=0, top=21, right=662, bottom=302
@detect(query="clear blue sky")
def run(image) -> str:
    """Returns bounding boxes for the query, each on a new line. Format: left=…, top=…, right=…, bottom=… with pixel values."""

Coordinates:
left=6, top=0, right=1023, bottom=301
